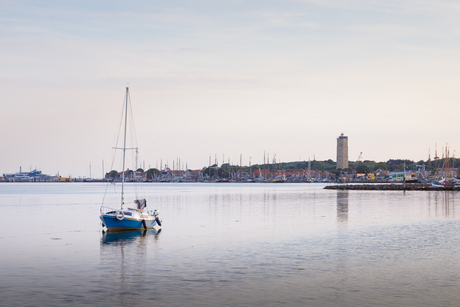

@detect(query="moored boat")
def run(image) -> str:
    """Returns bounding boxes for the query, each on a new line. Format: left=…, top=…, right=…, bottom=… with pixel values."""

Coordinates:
left=100, top=200, right=161, bottom=231
left=100, top=87, right=161, bottom=232
left=431, top=178, right=460, bottom=188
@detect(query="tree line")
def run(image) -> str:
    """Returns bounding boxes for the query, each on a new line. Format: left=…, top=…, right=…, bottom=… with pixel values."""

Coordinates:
left=106, top=158, right=460, bottom=179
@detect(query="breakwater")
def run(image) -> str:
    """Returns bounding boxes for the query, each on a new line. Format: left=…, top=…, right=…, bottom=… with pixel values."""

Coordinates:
left=324, top=184, right=460, bottom=191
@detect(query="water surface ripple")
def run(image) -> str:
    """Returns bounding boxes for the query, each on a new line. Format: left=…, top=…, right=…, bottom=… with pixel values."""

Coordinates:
left=1, top=183, right=459, bottom=306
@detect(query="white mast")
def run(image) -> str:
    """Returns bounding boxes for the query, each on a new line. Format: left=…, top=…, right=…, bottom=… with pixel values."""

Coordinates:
left=121, top=87, right=129, bottom=209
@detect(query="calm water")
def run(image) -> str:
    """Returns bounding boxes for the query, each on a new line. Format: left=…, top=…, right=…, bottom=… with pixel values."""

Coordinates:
left=1, top=182, right=460, bottom=306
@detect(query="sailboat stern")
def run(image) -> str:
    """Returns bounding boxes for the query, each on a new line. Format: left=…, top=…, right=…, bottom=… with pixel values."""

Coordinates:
left=100, top=210, right=158, bottom=231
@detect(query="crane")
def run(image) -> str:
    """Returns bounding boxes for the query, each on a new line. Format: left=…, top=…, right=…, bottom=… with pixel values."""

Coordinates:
left=355, top=152, right=363, bottom=170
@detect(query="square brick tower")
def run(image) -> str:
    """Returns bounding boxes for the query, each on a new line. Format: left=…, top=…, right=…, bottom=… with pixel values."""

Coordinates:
left=337, top=133, right=348, bottom=169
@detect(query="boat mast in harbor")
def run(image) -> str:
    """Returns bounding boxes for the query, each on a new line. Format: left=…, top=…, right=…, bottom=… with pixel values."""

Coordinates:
left=99, top=87, right=161, bottom=232
left=121, top=87, right=129, bottom=209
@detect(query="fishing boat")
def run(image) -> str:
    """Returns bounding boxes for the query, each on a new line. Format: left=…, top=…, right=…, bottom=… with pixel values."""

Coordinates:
left=432, top=178, right=460, bottom=188
left=100, top=87, right=161, bottom=232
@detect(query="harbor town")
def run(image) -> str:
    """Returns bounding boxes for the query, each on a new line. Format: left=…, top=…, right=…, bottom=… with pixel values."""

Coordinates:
left=2, top=162, right=456, bottom=184
left=2, top=139, right=458, bottom=186
left=2, top=135, right=458, bottom=185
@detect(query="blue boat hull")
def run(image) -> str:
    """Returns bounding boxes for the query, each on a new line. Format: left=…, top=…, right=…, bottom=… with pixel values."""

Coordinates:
left=101, top=215, right=157, bottom=231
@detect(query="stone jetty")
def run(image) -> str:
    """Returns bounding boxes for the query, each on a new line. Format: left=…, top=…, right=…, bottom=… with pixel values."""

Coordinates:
left=324, top=184, right=460, bottom=191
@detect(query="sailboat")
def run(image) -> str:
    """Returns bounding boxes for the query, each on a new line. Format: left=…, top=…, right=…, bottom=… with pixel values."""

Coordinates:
left=431, top=145, right=460, bottom=188
left=100, top=87, right=161, bottom=232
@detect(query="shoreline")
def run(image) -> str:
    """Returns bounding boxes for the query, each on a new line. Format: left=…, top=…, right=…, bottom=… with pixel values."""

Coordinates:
left=324, top=183, right=460, bottom=191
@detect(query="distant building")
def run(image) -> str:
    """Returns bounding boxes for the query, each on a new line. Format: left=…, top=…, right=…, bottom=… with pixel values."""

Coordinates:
left=3, top=168, right=56, bottom=182
left=336, top=133, right=348, bottom=169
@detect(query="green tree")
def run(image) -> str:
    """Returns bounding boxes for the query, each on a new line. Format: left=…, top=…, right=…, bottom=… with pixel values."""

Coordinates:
left=108, top=170, right=119, bottom=180
left=125, top=169, right=134, bottom=179
left=146, top=168, right=159, bottom=180
left=373, top=162, right=388, bottom=171
left=356, top=164, right=371, bottom=174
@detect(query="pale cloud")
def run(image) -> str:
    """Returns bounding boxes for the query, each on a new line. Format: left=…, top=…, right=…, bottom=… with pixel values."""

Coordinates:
left=294, top=0, right=460, bottom=13
left=250, top=11, right=321, bottom=29
left=341, top=24, right=424, bottom=36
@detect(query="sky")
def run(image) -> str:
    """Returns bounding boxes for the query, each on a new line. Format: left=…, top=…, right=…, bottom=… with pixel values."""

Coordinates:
left=1, top=0, right=460, bottom=178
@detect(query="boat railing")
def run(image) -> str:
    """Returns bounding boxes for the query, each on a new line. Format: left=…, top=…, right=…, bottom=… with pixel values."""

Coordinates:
left=100, top=206, right=118, bottom=215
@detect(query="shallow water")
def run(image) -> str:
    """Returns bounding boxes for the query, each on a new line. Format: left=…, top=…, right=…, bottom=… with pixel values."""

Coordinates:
left=1, top=182, right=460, bottom=306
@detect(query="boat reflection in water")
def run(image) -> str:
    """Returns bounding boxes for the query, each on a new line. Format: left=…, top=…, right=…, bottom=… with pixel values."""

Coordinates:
left=101, top=228, right=161, bottom=245
left=428, top=190, right=457, bottom=218
left=100, top=229, right=162, bottom=306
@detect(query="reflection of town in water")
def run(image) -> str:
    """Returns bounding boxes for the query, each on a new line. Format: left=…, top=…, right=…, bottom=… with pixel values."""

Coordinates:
left=336, top=191, right=349, bottom=225
left=336, top=190, right=458, bottom=224
left=100, top=229, right=161, bottom=306
left=428, top=191, right=457, bottom=218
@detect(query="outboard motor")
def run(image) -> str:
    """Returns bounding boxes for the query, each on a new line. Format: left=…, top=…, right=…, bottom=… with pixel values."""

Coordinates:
left=153, top=210, right=162, bottom=227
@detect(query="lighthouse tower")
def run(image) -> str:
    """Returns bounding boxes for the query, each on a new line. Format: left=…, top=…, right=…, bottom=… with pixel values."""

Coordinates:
left=336, top=133, right=348, bottom=169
